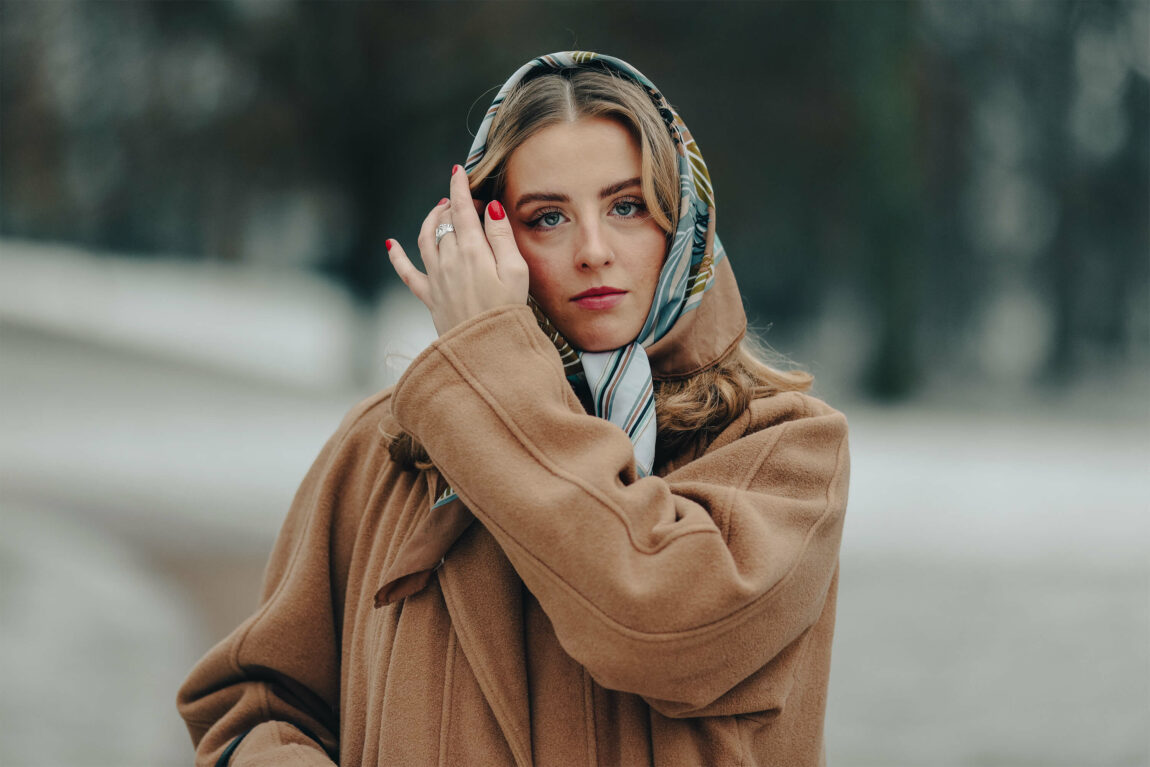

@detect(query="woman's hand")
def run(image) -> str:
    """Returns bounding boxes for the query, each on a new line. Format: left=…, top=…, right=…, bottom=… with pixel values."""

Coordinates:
left=387, top=165, right=530, bottom=337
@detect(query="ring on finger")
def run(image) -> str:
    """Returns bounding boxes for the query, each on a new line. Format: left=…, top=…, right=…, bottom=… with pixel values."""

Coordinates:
left=435, top=223, right=455, bottom=246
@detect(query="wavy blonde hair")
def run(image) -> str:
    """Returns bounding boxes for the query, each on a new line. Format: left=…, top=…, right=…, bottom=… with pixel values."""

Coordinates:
left=391, top=67, right=812, bottom=468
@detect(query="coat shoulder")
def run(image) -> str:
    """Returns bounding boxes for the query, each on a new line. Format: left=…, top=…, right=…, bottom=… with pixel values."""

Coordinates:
left=745, top=390, right=848, bottom=434
left=312, top=385, right=406, bottom=529
left=336, top=386, right=400, bottom=445
left=312, top=386, right=408, bottom=480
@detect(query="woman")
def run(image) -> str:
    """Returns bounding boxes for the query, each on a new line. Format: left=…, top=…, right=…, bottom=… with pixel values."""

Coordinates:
left=178, top=51, right=850, bottom=766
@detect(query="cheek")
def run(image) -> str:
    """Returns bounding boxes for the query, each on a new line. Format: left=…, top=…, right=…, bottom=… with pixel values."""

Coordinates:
left=638, top=237, right=669, bottom=295
left=519, top=251, right=558, bottom=299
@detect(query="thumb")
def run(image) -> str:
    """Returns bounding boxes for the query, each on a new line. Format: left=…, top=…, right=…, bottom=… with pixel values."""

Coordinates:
left=484, top=200, right=529, bottom=289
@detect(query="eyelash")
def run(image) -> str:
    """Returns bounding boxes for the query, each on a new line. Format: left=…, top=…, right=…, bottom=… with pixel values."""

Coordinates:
left=525, top=197, right=648, bottom=230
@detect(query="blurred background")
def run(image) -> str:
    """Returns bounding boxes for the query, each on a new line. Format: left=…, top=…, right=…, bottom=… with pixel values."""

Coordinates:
left=0, top=1, right=1147, bottom=765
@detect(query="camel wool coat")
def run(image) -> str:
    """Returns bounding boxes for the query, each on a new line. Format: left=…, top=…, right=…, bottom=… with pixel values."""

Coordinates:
left=177, top=290, right=851, bottom=765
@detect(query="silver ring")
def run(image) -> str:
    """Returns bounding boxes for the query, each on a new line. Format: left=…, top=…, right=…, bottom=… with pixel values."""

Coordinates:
left=435, top=223, right=455, bottom=246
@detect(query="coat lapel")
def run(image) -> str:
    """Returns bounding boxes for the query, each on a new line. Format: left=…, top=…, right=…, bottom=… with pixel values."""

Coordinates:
left=437, top=523, right=533, bottom=767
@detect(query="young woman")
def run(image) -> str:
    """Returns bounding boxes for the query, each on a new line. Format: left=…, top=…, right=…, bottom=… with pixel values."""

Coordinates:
left=178, top=51, right=850, bottom=766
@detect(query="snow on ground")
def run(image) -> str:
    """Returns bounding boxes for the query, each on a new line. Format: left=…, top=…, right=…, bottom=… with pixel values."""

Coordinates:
left=842, top=402, right=1149, bottom=567
left=1, top=241, right=1147, bottom=766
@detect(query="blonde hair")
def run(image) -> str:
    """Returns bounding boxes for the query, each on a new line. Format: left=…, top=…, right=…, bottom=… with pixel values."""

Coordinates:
left=654, top=335, right=813, bottom=462
left=390, top=67, right=812, bottom=468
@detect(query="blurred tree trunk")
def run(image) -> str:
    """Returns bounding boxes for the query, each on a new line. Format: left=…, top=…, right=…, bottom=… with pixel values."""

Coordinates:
left=841, top=1, right=925, bottom=399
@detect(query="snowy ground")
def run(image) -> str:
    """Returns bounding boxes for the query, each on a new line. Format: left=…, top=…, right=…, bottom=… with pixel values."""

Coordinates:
left=1, top=241, right=1147, bottom=766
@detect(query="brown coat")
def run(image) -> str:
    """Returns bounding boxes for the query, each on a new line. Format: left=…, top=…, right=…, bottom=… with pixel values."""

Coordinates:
left=177, top=290, right=850, bottom=765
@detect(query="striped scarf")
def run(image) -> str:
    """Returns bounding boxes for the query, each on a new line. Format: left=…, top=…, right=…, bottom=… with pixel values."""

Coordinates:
left=437, top=51, right=725, bottom=509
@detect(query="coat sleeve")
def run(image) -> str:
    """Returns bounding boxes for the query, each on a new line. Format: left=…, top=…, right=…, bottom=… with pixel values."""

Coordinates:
left=392, top=305, right=850, bottom=718
left=176, top=392, right=392, bottom=766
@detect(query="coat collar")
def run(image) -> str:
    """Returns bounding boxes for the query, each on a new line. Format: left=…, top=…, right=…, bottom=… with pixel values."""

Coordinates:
left=647, top=250, right=746, bottom=380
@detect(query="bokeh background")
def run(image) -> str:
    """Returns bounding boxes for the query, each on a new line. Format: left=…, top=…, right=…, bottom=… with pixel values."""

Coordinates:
left=1, top=1, right=1147, bottom=765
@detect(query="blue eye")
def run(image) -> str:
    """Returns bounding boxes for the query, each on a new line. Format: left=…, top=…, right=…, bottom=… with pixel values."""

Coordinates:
left=527, top=208, right=564, bottom=229
left=614, top=198, right=647, bottom=217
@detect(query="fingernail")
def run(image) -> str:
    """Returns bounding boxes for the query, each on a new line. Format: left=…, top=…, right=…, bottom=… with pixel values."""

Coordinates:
left=487, top=200, right=506, bottom=221
left=452, top=164, right=461, bottom=175
left=385, top=239, right=392, bottom=251
left=438, top=198, right=449, bottom=206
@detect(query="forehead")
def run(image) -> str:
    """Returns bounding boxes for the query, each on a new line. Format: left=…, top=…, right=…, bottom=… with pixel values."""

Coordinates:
left=505, top=116, right=641, bottom=191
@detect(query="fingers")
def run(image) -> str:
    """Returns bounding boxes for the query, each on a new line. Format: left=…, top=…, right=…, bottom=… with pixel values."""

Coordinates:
left=386, top=238, right=431, bottom=305
left=483, top=200, right=529, bottom=288
left=417, top=197, right=451, bottom=270
left=448, top=164, right=485, bottom=249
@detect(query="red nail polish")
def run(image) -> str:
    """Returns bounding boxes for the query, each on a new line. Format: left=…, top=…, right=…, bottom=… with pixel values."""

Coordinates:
left=385, top=239, right=392, bottom=251
left=452, top=164, right=461, bottom=175
left=488, top=200, right=506, bottom=221
left=438, top=198, right=449, bottom=206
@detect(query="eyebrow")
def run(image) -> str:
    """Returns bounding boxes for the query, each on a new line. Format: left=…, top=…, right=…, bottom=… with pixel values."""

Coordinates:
left=513, top=177, right=642, bottom=212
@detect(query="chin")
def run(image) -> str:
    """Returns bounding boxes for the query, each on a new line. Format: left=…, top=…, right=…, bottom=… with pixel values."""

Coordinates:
left=569, top=328, right=637, bottom=353
left=554, top=310, right=644, bottom=353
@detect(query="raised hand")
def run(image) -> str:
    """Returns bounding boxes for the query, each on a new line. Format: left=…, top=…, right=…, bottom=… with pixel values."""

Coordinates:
left=387, top=165, right=530, bottom=336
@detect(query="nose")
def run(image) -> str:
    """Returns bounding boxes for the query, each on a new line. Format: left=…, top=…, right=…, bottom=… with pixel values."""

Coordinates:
left=575, top=220, right=614, bottom=270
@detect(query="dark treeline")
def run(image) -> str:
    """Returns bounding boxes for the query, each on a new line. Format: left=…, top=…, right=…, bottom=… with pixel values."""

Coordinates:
left=1, top=0, right=1146, bottom=398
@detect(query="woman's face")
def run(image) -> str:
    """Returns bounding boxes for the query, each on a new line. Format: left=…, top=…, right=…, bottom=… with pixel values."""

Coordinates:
left=502, top=116, right=668, bottom=352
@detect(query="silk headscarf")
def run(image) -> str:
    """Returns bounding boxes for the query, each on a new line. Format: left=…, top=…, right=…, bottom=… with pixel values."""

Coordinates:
left=377, top=51, right=735, bottom=605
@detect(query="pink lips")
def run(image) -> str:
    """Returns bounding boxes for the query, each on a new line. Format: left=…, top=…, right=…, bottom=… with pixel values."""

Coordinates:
left=572, top=286, right=627, bottom=310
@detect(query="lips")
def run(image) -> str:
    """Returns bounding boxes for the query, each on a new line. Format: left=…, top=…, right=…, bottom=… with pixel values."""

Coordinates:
left=572, top=286, right=627, bottom=300
left=571, top=286, right=627, bottom=310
